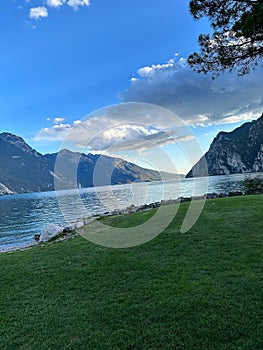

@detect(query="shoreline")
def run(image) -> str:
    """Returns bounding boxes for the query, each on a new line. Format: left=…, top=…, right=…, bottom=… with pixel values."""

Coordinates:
left=0, top=241, right=38, bottom=254
left=0, top=189, right=253, bottom=254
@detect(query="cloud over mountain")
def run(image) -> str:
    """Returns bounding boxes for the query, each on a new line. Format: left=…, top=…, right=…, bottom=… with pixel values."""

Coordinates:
left=34, top=103, right=193, bottom=153
left=121, top=57, right=263, bottom=126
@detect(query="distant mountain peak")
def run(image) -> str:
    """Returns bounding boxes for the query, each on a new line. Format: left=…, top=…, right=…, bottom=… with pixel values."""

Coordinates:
left=0, top=132, right=39, bottom=156
left=0, top=132, right=176, bottom=195
left=187, top=114, right=263, bottom=177
left=0, top=132, right=26, bottom=144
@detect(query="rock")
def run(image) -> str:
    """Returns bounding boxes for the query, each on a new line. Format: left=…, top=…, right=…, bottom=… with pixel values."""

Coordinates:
left=192, top=195, right=206, bottom=201
left=228, top=191, right=243, bottom=197
left=173, top=198, right=182, bottom=204
left=123, top=204, right=138, bottom=214
left=161, top=199, right=176, bottom=205
left=112, top=209, right=121, bottom=215
left=151, top=202, right=160, bottom=208
left=180, top=197, right=192, bottom=202
left=218, top=193, right=228, bottom=198
left=34, top=234, right=41, bottom=241
left=186, top=114, right=263, bottom=177
left=206, top=193, right=219, bottom=199
left=63, top=226, right=73, bottom=233
left=74, top=220, right=84, bottom=229
left=39, top=224, right=63, bottom=242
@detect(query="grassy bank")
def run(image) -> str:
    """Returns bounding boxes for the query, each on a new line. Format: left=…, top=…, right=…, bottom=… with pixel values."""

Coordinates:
left=0, top=195, right=262, bottom=349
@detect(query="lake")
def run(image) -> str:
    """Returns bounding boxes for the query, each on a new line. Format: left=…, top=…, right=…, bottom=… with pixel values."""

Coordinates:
left=0, top=172, right=260, bottom=251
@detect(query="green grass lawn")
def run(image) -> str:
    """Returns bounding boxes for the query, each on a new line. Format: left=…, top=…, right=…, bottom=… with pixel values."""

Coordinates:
left=0, top=195, right=262, bottom=349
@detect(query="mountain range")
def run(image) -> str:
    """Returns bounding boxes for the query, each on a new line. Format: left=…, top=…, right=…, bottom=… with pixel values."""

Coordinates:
left=0, top=132, right=176, bottom=195
left=187, top=114, right=263, bottom=177
left=2, top=113, right=262, bottom=195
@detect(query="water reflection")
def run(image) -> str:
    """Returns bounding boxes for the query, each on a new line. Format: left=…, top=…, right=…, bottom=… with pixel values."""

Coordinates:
left=0, top=172, right=261, bottom=250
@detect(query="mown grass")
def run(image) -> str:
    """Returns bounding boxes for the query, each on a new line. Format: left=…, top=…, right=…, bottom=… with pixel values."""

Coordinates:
left=0, top=195, right=262, bottom=349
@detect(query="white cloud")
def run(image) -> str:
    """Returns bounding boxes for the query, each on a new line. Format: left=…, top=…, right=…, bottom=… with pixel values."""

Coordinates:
left=67, top=0, right=90, bottom=10
left=27, top=0, right=90, bottom=21
left=46, top=0, right=66, bottom=7
left=29, top=6, right=48, bottom=19
left=121, top=56, right=263, bottom=126
left=35, top=123, right=72, bottom=141
left=34, top=103, right=194, bottom=152
left=54, top=117, right=65, bottom=124
left=73, top=120, right=82, bottom=125
left=137, top=59, right=178, bottom=78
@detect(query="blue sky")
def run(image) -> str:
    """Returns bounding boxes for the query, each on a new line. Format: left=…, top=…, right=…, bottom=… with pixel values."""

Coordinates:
left=1, top=0, right=262, bottom=174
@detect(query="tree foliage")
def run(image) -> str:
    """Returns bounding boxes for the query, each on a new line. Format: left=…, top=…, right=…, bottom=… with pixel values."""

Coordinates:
left=188, top=0, right=263, bottom=76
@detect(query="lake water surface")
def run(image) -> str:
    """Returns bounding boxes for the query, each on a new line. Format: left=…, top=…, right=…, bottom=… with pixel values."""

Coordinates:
left=0, top=173, right=261, bottom=251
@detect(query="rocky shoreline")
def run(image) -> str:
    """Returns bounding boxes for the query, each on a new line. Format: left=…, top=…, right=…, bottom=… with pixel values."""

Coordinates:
left=33, top=189, right=247, bottom=244
left=2, top=188, right=258, bottom=253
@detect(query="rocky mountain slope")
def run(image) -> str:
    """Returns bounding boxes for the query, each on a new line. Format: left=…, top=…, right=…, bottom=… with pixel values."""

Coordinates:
left=187, top=114, right=263, bottom=177
left=45, top=149, right=167, bottom=190
left=0, top=132, right=174, bottom=195
left=0, top=133, right=54, bottom=194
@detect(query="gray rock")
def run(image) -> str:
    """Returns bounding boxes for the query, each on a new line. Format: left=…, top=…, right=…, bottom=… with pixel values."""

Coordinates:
left=218, top=193, right=228, bottom=198
left=39, top=224, right=63, bottom=242
left=206, top=193, right=219, bottom=199
left=63, top=226, right=74, bottom=233
left=228, top=191, right=243, bottom=197
left=187, top=114, right=263, bottom=177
